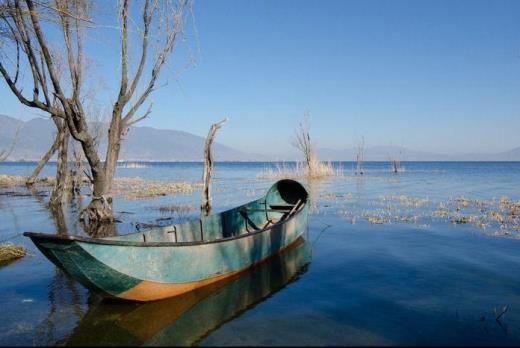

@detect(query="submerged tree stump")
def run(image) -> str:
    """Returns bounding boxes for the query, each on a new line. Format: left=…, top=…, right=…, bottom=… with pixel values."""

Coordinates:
left=201, top=118, right=228, bottom=216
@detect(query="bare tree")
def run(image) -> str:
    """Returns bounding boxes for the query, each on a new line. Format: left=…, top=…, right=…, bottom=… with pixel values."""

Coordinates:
left=26, top=115, right=69, bottom=194
left=389, top=150, right=402, bottom=173
left=201, top=117, right=228, bottom=216
left=0, top=123, right=21, bottom=161
left=49, top=116, right=70, bottom=205
left=0, top=0, right=192, bottom=223
left=292, top=112, right=314, bottom=170
left=355, top=136, right=365, bottom=175
left=291, top=112, right=335, bottom=179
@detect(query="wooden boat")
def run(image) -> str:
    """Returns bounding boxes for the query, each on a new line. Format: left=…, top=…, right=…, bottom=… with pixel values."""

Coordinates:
left=63, top=237, right=311, bottom=346
left=24, top=179, right=309, bottom=301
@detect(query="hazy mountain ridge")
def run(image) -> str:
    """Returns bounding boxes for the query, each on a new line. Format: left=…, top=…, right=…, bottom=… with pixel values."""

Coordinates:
left=1, top=115, right=519, bottom=161
left=316, top=145, right=520, bottom=161
left=0, top=115, right=261, bottom=161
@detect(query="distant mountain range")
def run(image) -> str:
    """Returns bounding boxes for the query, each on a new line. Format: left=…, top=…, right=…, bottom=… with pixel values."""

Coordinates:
left=1, top=114, right=519, bottom=161
left=0, top=114, right=263, bottom=161
left=316, top=146, right=520, bottom=161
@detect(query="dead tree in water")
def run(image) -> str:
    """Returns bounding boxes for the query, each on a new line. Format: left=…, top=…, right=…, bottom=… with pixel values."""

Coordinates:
left=26, top=120, right=61, bottom=185
left=292, top=113, right=314, bottom=171
left=291, top=112, right=335, bottom=179
left=355, top=137, right=365, bottom=175
left=49, top=118, right=70, bottom=205
left=0, top=0, right=193, bottom=224
left=389, top=150, right=402, bottom=173
left=390, top=158, right=400, bottom=173
left=201, top=118, right=228, bottom=216
left=26, top=116, right=71, bottom=206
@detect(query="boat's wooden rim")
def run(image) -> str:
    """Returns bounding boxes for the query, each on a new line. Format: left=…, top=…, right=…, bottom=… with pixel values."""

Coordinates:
left=23, top=199, right=307, bottom=248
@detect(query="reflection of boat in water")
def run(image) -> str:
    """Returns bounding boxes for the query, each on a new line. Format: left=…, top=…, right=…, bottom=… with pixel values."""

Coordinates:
left=25, top=179, right=309, bottom=301
left=63, top=237, right=311, bottom=346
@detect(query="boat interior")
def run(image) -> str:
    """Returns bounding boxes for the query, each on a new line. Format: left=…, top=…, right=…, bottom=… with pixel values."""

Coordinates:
left=105, top=179, right=309, bottom=244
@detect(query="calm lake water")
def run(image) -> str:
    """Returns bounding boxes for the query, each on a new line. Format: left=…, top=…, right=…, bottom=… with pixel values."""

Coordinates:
left=1, top=161, right=520, bottom=346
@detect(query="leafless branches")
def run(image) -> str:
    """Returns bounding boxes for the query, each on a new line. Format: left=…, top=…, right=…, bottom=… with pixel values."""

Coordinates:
left=355, top=137, right=365, bottom=175
left=292, top=112, right=314, bottom=169
left=0, top=0, right=193, bottom=222
left=292, top=112, right=338, bottom=179
left=390, top=152, right=402, bottom=173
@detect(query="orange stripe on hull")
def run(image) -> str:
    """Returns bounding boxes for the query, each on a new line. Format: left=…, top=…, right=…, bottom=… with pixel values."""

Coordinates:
left=116, top=237, right=304, bottom=301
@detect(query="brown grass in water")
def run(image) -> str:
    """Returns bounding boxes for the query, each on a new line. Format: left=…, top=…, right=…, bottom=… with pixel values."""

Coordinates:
left=112, top=177, right=201, bottom=199
left=258, top=161, right=342, bottom=180
left=0, top=244, right=26, bottom=264
left=0, top=175, right=56, bottom=187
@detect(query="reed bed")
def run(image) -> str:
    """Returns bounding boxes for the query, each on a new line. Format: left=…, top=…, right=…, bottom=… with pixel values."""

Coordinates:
left=329, top=192, right=520, bottom=238
left=0, top=244, right=26, bottom=264
left=0, top=175, right=55, bottom=187
left=112, top=177, right=201, bottom=199
left=257, top=161, right=343, bottom=180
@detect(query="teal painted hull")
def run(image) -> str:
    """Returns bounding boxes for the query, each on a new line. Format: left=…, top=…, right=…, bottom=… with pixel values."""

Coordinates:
left=64, top=237, right=311, bottom=346
left=25, top=179, right=309, bottom=301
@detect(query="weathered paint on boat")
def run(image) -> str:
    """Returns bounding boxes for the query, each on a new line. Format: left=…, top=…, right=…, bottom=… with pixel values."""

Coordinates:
left=24, top=179, right=309, bottom=301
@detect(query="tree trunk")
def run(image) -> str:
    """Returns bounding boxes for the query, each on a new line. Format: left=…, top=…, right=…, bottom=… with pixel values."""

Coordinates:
left=201, top=118, right=228, bottom=216
left=49, top=123, right=70, bottom=206
left=26, top=133, right=60, bottom=186
left=79, top=134, right=114, bottom=223
left=26, top=116, right=63, bottom=186
left=68, top=144, right=85, bottom=196
left=104, top=117, right=122, bottom=192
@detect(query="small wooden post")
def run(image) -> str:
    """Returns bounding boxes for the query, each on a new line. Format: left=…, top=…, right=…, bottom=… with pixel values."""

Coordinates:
left=201, top=117, right=228, bottom=216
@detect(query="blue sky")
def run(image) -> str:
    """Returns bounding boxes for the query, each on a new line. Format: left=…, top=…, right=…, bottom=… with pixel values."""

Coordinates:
left=1, top=0, right=519, bottom=156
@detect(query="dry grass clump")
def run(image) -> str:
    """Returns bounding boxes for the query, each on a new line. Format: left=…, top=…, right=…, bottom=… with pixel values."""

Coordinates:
left=433, top=203, right=450, bottom=218
left=451, top=215, right=471, bottom=224
left=498, top=196, right=520, bottom=216
left=366, top=215, right=390, bottom=224
left=258, top=162, right=301, bottom=180
left=380, top=195, right=430, bottom=207
left=488, top=211, right=506, bottom=223
left=307, top=158, right=341, bottom=179
left=113, top=177, right=201, bottom=199
left=0, top=175, right=57, bottom=187
left=156, top=204, right=193, bottom=214
left=258, top=161, right=342, bottom=180
left=397, top=215, right=416, bottom=222
left=452, top=196, right=471, bottom=208
left=0, top=175, right=27, bottom=186
left=0, top=244, right=26, bottom=264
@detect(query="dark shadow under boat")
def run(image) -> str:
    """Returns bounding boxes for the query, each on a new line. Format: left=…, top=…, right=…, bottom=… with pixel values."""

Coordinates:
left=62, top=237, right=312, bottom=346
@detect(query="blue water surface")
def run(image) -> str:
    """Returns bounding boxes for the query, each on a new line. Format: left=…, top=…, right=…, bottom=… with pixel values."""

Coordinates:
left=0, top=161, right=519, bottom=346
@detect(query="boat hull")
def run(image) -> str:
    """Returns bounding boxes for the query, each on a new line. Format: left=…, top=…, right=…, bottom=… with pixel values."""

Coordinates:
left=27, top=203, right=308, bottom=301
